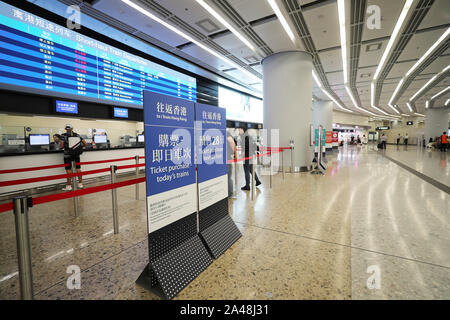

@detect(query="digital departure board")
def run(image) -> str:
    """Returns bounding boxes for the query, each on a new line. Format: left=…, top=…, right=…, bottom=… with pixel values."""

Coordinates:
left=0, top=2, right=197, bottom=108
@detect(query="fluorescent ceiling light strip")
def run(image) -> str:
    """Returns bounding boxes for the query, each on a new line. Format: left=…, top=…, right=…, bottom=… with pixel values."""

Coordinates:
left=344, top=86, right=377, bottom=115
left=323, top=89, right=353, bottom=113
left=406, top=102, right=413, bottom=112
left=410, top=65, right=449, bottom=101
left=312, top=70, right=322, bottom=88
left=388, top=103, right=401, bottom=114
left=431, top=86, right=450, bottom=100
left=414, top=113, right=425, bottom=117
left=195, top=0, right=256, bottom=52
left=426, top=100, right=430, bottom=109
left=371, top=105, right=389, bottom=115
left=401, top=113, right=410, bottom=116
left=445, top=99, right=450, bottom=106
left=389, top=78, right=404, bottom=105
left=337, top=0, right=348, bottom=84
left=121, top=0, right=261, bottom=82
left=267, top=0, right=296, bottom=44
left=373, top=0, right=414, bottom=80
left=410, top=74, right=438, bottom=101
left=406, top=27, right=450, bottom=77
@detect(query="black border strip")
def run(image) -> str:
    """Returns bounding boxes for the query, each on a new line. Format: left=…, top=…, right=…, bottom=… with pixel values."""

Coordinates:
left=383, top=154, right=450, bottom=194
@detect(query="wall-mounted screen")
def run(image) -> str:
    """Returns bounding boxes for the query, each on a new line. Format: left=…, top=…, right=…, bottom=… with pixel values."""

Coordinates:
left=406, top=121, right=413, bottom=126
left=113, top=107, right=128, bottom=118
left=29, top=134, right=49, bottom=145
left=56, top=100, right=78, bottom=114
left=0, top=2, right=197, bottom=108
left=218, top=86, right=263, bottom=123
left=138, top=134, right=144, bottom=143
left=94, top=135, right=107, bottom=144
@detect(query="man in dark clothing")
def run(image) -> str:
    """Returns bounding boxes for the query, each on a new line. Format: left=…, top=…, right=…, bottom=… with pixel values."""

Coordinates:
left=239, top=127, right=261, bottom=191
left=60, top=124, right=86, bottom=191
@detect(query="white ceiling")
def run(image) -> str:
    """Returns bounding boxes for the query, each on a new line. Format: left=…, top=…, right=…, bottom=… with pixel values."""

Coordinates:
left=50, top=0, right=450, bottom=115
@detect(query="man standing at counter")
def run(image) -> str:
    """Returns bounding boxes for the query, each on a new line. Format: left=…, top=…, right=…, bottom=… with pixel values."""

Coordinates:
left=60, top=124, right=86, bottom=191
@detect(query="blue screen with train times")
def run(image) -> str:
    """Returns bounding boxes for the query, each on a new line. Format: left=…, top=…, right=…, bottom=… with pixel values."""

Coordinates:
left=0, top=2, right=196, bottom=108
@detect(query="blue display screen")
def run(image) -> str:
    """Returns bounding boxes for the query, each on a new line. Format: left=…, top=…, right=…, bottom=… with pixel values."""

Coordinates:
left=0, top=2, right=197, bottom=108
left=56, top=100, right=78, bottom=114
left=114, top=107, right=128, bottom=118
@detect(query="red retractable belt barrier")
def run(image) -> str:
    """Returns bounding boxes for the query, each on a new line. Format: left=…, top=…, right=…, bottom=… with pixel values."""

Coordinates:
left=32, top=177, right=146, bottom=206
left=226, top=151, right=277, bottom=164
left=0, top=156, right=145, bottom=175
left=0, top=167, right=111, bottom=187
left=0, top=202, right=13, bottom=214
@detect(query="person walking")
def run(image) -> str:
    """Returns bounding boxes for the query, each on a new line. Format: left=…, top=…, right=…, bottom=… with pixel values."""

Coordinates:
left=380, top=134, right=387, bottom=150
left=404, top=133, right=409, bottom=146
left=239, top=127, right=261, bottom=191
left=396, top=133, right=401, bottom=145
left=441, top=132, right=448, bottom=152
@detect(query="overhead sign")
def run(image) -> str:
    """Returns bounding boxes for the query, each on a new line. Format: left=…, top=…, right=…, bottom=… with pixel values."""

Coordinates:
left=144, top=91, right=196, bottom=233
left=113, top=107, right=129, bottom=118
left=406, top=121, right=413, bottom=126
left=376, top=126, right=390, bottom=130
left=56, top=100, right=78, bottom=114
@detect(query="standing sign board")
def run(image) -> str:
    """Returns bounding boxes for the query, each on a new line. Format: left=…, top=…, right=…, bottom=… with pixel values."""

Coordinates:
left=195, top=104, right=241, bottom=258
left=138, top=91, right=212, bottom=300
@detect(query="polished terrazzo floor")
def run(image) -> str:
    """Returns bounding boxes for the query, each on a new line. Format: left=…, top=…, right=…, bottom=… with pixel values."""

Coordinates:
left=383, top=144, right=449, bottom=187
left=0, top=145, right=448, bottom=300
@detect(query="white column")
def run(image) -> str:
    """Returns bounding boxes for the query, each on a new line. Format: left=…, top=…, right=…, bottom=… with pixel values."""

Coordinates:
left=262, top=51, right=313, bottom=172
left=424, top=107, right=449, bottom=143
left=313, top=100, right=334, bottom=151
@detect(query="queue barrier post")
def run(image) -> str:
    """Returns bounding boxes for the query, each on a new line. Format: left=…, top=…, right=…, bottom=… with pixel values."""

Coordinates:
left=110, top=165, right=119, bottom=234
left=13, top=196, right=34, bottom=300
left=135, top=155, right=140, bottom=200
left=71, top=161, right=79, bottom=217
left=269, top=152, right=272, bottom=189
left=290, top=147, right=294, bottom=173
left=282, top=149, right=285, bottom=180
left=234, top=161, right=238, bottom=197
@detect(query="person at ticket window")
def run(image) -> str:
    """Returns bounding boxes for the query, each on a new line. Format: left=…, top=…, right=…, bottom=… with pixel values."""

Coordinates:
left=60, top=124, right=87, bottom=191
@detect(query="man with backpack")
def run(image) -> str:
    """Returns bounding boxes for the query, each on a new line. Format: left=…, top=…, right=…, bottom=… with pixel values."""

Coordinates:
left=239, top=127, right=261, bottom=191
left=60, top=124, right=87, bottom=191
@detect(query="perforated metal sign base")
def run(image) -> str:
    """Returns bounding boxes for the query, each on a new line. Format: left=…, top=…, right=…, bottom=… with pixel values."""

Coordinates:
left=200, top=214, right=242, bottom=259
left=137, top=212, right=212, bottom=299
left=137, top=235, right=212, bottom=300
left=199, top=197, right=241, bottom=259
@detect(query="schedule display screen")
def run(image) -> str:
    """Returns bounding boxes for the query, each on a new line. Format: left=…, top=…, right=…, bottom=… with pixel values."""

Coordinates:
left=0, top=2, right=197, bottom=108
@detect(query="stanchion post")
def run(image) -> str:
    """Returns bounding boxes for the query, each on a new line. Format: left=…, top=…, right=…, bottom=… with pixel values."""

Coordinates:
left=269, top=152, right=272, bottom=189
left=290, top=147, right=294, bottom=173
left=71, top=161, right=79, bottom=217
left=13, top=196, right=34, bottom=300
left=135, top=155, right=139, bottom=200
left=251, top=153, right=256, bottom=201
left=110, top=165, right=119, bottom=234
left=282, top=149, right=285, bottom=179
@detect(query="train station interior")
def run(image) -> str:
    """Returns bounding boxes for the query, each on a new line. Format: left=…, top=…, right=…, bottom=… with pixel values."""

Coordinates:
left=0, top=0, right=449, bottom=302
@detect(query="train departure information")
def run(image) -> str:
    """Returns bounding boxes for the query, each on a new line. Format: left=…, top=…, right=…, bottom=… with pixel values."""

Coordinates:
left=0, top=2, right=196, bottom=107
